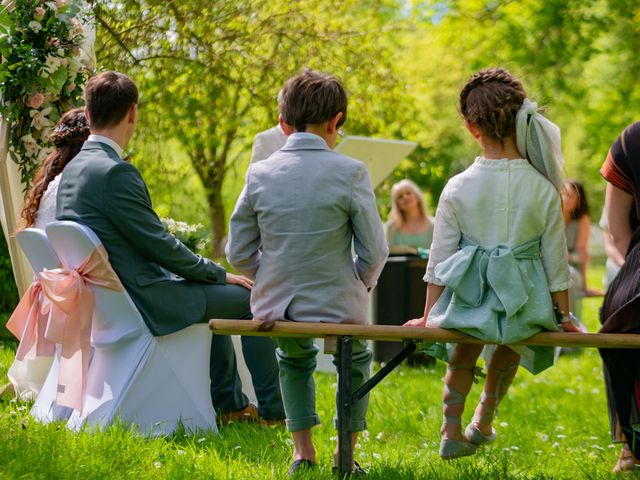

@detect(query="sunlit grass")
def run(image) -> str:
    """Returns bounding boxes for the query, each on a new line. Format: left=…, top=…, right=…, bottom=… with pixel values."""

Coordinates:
left=0, top=263, right=622, bottom=479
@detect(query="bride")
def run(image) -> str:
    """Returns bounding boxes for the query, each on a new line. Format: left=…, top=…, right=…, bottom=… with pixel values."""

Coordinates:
left=3, top=108, right=89, bottom=401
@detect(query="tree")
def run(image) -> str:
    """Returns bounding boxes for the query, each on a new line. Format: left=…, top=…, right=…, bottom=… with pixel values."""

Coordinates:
left=92, top=0, right=411, bottom=256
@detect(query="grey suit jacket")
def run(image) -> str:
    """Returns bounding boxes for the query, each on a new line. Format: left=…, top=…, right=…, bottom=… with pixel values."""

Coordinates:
left=249, top=125, right=287, bottom=164
left=227, top=133, right=388, bottom=324
left=56, top=141, right=226, bottom=336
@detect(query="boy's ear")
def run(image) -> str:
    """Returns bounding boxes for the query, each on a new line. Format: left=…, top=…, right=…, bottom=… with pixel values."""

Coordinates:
left=327, top=112, right=343, bottom=134
left=279, top=114, right=294, bottom=136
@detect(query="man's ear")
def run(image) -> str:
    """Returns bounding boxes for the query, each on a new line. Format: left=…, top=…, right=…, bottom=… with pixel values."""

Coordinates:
left=84, top=108, right=91, bottom=128
left=327, top=112, right=343, bottom=134
left=279, top=114, right=294, bottom=136
left=128, top=104, right=138, bottom=124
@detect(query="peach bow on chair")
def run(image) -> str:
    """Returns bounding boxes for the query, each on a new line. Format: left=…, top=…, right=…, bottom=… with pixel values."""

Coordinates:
left=6, top=278, right=57, bottom=361
left=39, top=245, right=125, bottom=412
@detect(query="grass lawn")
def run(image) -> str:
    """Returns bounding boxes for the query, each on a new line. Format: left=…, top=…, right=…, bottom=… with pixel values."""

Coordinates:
left=0, top=263, right=626, bottom=479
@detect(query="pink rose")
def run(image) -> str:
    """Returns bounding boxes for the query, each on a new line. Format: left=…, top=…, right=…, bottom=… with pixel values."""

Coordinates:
left=56, top=0, right=67, bottom=7
left=70, top=18, right=83, bottom=35
left=66, top=83, right=76, bottom=93
left=47, top=37, right=60, bottom=48
left=34, top=6, right=45, bottom=21
left=29, top=93, right=45, bottom=109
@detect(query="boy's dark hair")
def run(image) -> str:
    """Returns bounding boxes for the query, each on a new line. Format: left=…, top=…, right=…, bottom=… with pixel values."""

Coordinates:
left=84, top=71, right=139, bottom=129
left=281, top=70, right=347, bottom=132
left=459, top=68, right=526, bottom=142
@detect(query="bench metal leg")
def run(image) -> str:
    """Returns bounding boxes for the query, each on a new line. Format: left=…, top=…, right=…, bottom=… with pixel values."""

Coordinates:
left=337, top=335, right=353, bottom=478
left=352, top=341, right=418, bottom=402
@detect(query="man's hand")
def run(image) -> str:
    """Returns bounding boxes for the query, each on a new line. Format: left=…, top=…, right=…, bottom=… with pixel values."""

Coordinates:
left=226, top=273, right=254, bottom=290
left=403, top=317, right=427, bottom=328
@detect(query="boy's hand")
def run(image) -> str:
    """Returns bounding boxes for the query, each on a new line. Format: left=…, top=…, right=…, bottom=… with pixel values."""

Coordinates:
left=403, top=317, right=427, bottom=328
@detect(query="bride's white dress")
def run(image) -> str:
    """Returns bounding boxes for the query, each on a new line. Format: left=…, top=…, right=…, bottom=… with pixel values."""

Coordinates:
left=8, top=175, right=61, bottom=400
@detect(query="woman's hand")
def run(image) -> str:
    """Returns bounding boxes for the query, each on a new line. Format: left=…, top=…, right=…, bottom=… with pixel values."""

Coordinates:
left=560, top=320, right=582, bottom=333
left=226, top=273, right=254, bottom=290
left=404, top=317, right=427, bottom=328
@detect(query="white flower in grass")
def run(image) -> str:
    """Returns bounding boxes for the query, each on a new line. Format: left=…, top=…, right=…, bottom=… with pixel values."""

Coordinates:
left=511, top=446, right=520, bottom=451
left=195, top=241, right=206, bottom=252
left=557, top=434, right=567, bottom=439
left=537, top=433, right=549, bottom=442
left=591, top=445, right=604, bottom=451
left=556, top=425, right=565, bottom=431
left=372, top=453, right=381, bottom=459
left=589, top=436, right=598, bottom=440
left=552, top=442, right=560, bottom=448
left=153, top=462, right=161, bottom=468
left=28, top=21, right=42, bottom=33
left=177, top=450, right=185, bottom=455
left=196, top=437, right=206, bottom=443
left=591, top=388, right=600, bottom=394
left=499, top=422, right=508, bottom=427
left=376, top=431, right=384, bottom=440
left=564, top=388, right=576, bottom=394
left=609, top=444, right=616, bottom=449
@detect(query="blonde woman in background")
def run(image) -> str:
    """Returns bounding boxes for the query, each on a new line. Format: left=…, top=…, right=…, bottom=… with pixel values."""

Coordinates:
left=386, top=179, right=434, bottom=251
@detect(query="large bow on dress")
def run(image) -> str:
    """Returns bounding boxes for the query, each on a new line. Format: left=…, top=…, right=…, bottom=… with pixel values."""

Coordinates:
left=38, top=245, right=124, bottom=412
left=6, top=278, right=57, bottom=361
left=433, top=237, right=539, bottom=319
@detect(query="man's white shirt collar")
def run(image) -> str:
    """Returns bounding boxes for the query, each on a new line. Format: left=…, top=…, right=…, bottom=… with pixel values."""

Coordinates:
left=88, top=134, right=124, bottom=158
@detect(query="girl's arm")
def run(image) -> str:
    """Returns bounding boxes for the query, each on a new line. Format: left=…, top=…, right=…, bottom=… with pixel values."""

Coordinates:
left=405, top=283, right=445, bottom=327
left=550, top=290, right=581, bottom=332
left=605, top=182, right=634, bottom=257
left=574, top=214, right=591, bottom=292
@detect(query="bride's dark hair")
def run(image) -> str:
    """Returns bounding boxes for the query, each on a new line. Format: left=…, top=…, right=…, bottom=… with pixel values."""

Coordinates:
left=21, top=108, right=89, bottom=228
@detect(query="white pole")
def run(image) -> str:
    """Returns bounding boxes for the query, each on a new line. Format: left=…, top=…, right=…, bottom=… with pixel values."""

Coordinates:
left=0, top=115, right=32, bottom=296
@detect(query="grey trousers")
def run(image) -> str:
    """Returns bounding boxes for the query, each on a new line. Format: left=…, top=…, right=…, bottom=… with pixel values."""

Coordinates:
left=202, top=283, right=284, bottom=420
left=276, top=336, right=371, bottom=432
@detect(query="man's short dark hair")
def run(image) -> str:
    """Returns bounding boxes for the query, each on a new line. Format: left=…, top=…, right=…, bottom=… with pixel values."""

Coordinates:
left=84, top=71, right=139, bottom=129
left=281, top=70, right=347, bottom=132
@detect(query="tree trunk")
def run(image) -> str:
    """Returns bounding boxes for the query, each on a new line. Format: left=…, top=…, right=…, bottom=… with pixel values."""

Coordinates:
left=207, top=189, right=227, bottom=258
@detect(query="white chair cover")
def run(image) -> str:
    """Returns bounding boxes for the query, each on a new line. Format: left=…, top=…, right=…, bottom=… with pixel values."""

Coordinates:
left=8, top=229, right=60, bottom=403
left=32, top=221, right=217, bottom=435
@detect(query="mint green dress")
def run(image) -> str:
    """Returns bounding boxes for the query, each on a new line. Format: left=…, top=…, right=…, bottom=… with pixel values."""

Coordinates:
left=386, top=222, right=433, bottom=250
left=423, top=158, right=571, bottom=374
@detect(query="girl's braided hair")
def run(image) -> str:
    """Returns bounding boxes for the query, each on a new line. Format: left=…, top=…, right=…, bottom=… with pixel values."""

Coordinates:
left=21, top=108, right=89, bottom=228
left=459, top=68, right=526, bottom=143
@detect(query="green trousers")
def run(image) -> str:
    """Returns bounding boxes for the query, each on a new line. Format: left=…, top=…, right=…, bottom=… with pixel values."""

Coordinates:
left=276, top=337, right=371, bottom=432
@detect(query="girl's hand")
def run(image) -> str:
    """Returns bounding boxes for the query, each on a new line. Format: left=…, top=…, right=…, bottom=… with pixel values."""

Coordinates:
left=403, top=317, right=427, bottom=328
left=560, top=319, right=582, bottom=333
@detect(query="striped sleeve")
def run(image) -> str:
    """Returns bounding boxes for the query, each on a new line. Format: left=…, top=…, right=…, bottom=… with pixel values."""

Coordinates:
left=600, top=122, right=640, bottom=195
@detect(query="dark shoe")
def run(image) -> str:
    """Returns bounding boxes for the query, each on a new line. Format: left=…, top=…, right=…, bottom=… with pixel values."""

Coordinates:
left=332, top=460, right=367, bottom=477
left=217, top=403, right=259, bottom=425
left=287, top=459, right=315, bottom=476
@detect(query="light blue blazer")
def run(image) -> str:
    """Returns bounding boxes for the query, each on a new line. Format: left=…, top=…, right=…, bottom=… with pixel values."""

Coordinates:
left=226, top=133, right=389, bottom=324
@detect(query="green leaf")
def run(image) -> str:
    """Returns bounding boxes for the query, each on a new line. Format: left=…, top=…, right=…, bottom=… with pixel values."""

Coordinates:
left=50, top=64, right=68, bottom=93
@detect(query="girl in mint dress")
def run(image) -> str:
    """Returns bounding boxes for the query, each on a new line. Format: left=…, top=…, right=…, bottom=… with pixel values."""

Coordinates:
left=405, top=68, right=580, bottom=460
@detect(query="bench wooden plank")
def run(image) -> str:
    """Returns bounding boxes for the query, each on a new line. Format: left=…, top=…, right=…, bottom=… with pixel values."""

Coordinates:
left=209, top=319, right=640, bottom=349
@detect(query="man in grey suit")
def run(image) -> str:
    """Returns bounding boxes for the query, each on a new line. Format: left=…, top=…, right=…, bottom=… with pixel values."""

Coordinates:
left=227, top=70, right=388, bottom=474
left=249, top=90, right=287, bottom=164
left=56, top=71, right=284, bottom=424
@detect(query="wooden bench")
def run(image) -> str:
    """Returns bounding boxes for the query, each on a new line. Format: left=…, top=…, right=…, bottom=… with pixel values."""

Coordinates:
left=209, top=319, right=640, bottom=477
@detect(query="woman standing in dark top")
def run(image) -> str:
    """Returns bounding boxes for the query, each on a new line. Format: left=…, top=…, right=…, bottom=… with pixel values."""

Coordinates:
left=600, top=121, right=640, bottom=472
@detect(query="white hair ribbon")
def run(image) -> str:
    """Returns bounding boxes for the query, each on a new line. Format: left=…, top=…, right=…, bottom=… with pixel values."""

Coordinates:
left=515, top=98, right=564, bottom=192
